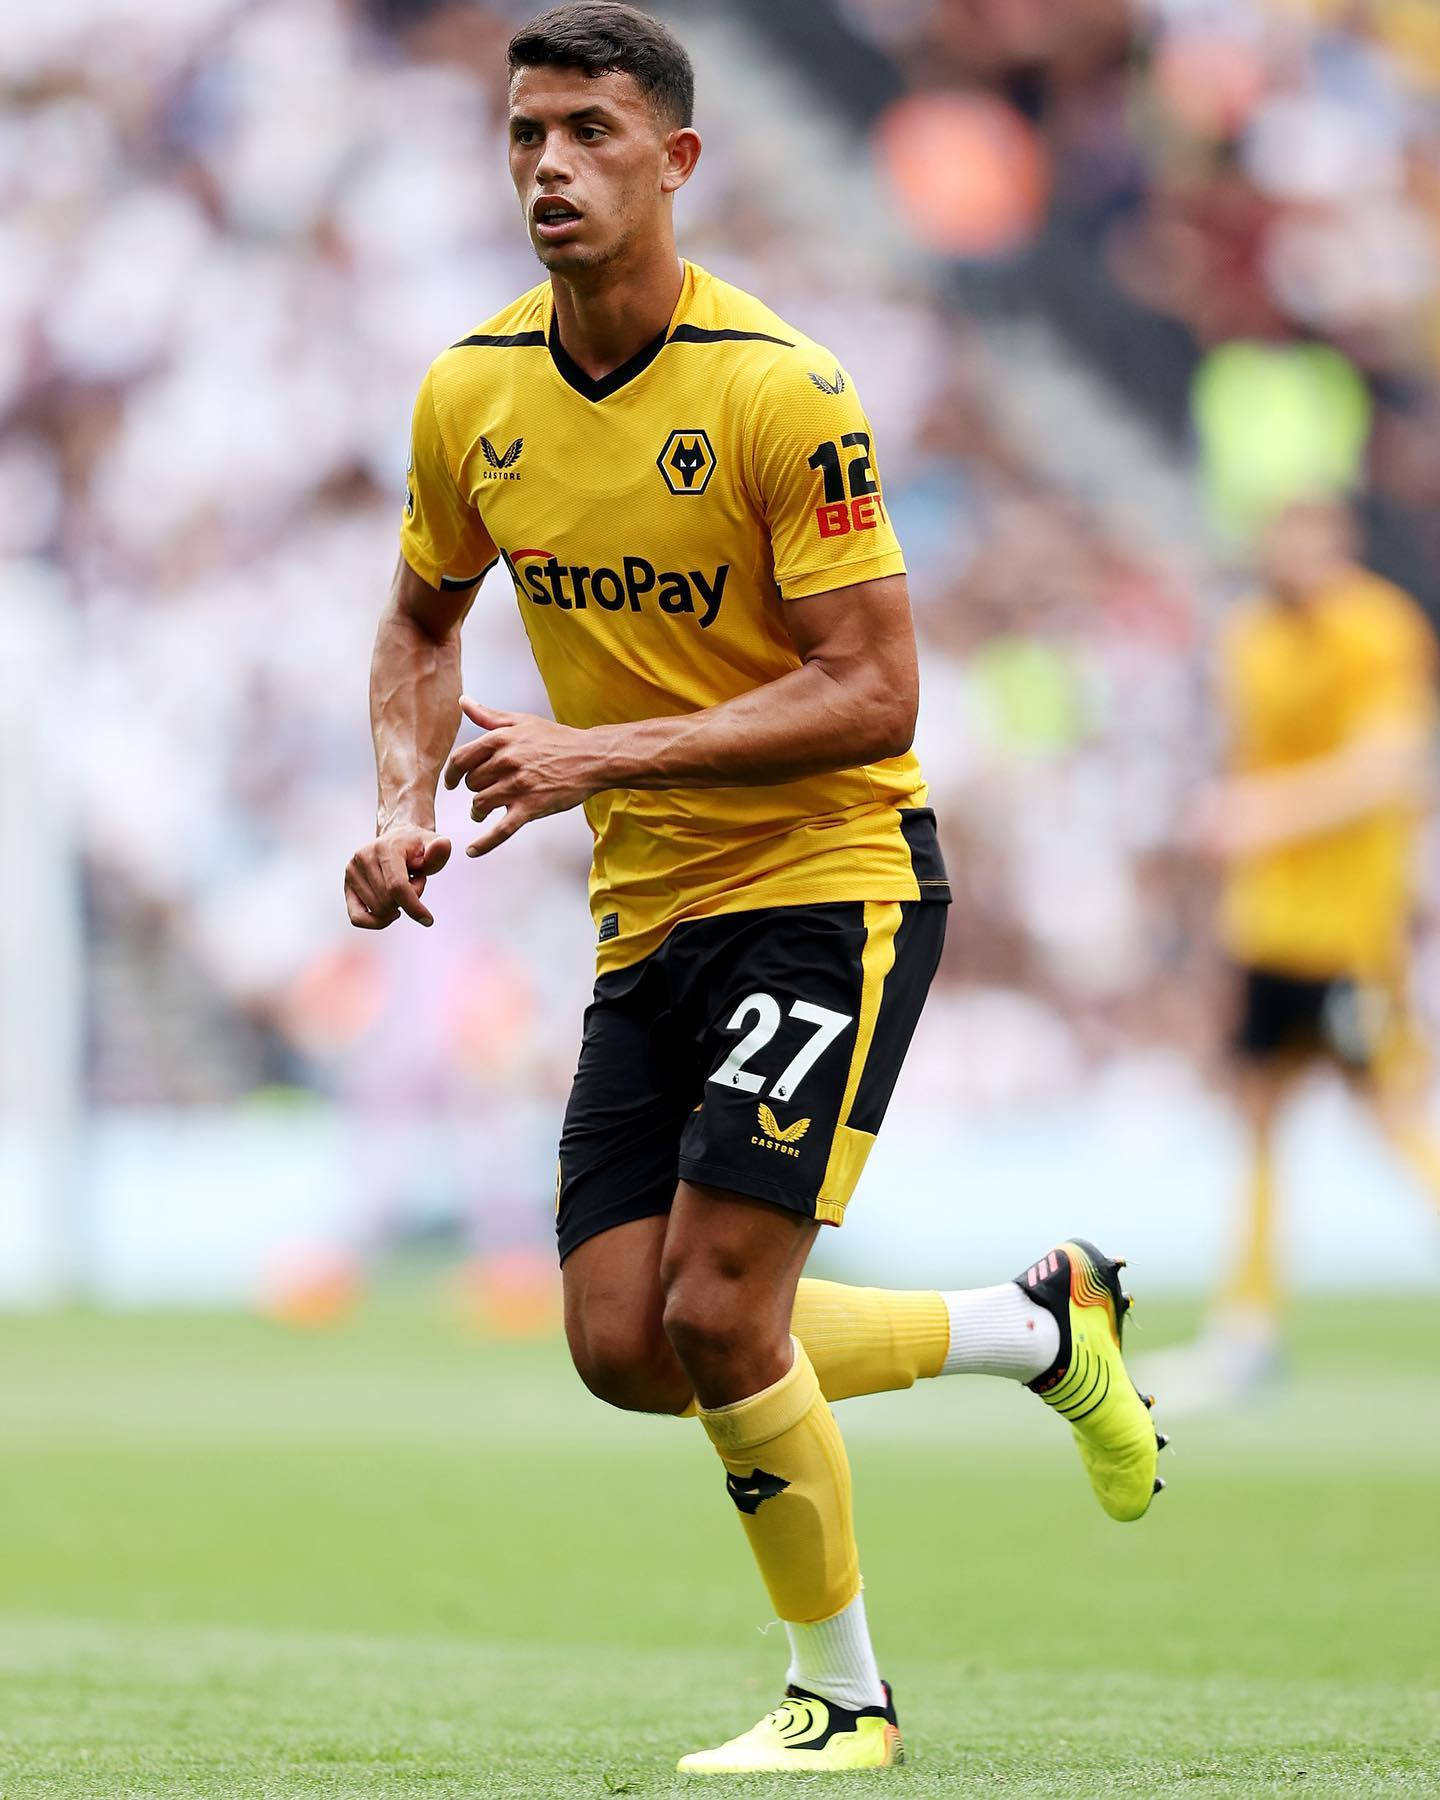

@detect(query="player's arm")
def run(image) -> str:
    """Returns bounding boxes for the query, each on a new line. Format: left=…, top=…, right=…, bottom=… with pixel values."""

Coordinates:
left=444, top=575, right=917, bottom=856
left=345, top=559, right=483, bottom=929
left=1196, top=617, right=1436, bottom=859
left=1199, top=718, right=1433, bottom=859
left=597, top=572, right=917, bottom=782
left=346, top=365, right=496, bottom=926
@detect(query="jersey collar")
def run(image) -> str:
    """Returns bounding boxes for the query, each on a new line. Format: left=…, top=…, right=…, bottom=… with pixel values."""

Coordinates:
left=544, top=262, right=696, bottom=403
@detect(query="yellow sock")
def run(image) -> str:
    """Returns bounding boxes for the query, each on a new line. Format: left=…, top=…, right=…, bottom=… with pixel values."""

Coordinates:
left=675, top=1283, right=950, bottom=1417
left=792, top=1279, right=950, bottom=1401
left=698, top=1339, right=859, bottom=1624
left=1221, top=1129, right=1280, bottom=1317
left=1381, top=1118, right=1440, bottom=1213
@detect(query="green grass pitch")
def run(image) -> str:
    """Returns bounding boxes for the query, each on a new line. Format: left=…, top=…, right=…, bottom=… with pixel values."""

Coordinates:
left=0, top=1295, right=1435, bottom=1797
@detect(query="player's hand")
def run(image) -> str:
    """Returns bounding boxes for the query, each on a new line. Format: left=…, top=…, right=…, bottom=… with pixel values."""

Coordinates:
left=1184, top=780, right=1268, bottom=862
left=443, top=696, right=606, bottom=857
left=344, top=826, right=451, bottom=929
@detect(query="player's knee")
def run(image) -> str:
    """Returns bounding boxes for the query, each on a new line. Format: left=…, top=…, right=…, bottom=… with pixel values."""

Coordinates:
left=568, top=1320, right=691, bottom=1416
left=661, top=1277, right=760, bottom=1378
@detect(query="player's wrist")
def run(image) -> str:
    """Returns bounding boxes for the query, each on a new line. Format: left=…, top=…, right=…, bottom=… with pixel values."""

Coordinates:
left=376, top=796, right=438, bottom=836
left=585, top=723, right=646, bottom=791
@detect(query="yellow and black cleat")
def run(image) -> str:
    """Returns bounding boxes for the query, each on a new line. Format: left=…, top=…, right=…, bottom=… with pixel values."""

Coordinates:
left=1018, top=1239, right=1168, bottom=1522
left=677, top=1682, right=903, bottom=1775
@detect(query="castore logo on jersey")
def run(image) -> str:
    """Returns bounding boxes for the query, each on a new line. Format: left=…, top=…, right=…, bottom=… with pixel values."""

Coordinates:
left=480, top=435, right=523, bottom=479
left=500, top=547, right=729, bottom=629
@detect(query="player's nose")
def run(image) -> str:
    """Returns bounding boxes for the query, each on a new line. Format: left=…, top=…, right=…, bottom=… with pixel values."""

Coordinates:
left=533, top=142, right=573, bottom=187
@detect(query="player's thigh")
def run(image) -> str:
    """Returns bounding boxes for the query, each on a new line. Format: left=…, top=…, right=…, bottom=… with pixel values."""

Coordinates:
left=556, top=986, right=697, bottom=1407
left=555, top=977, right=693, bottom=1267
left=674, top=899, right=947, bottom=1230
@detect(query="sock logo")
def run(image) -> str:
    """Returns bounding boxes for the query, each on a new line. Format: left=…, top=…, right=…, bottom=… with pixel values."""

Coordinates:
left=725, top=1467, right=790, bottom=1514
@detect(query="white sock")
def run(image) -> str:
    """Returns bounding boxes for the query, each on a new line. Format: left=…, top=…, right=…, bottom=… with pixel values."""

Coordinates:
left=940, top=1282, right=1059, bottom=1382
left=783, top=1588, right=885, bottom=1711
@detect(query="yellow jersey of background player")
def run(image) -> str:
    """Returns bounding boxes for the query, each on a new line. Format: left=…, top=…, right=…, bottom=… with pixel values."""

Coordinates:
left=401, top=257, right=948, bottom=974
left=345, top=2, right=1163, bottom=1775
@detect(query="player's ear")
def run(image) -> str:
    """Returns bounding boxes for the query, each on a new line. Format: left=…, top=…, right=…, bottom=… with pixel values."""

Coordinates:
left=661, top=127, right=701, bottom=194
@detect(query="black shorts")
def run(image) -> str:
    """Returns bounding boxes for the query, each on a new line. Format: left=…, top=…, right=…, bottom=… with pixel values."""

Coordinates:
left=555, top=899, right=947, bottom=1262
left=1231, top=964, right=1382, bottom=1070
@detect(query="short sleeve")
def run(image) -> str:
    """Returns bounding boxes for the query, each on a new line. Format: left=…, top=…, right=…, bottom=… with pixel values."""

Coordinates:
left=399, top=365, right=496, bottom=590
left=1330, top=588, right=1437, bottom=744
left=747, top=359, right=906, bottom=600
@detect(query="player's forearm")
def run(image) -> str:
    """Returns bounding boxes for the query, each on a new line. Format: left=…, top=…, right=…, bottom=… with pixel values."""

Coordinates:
left=590, top=659, right=914, bottom=790
left=1221, top=731, right=1431, bottom=854
left=370, top=604, right=463, bottom=831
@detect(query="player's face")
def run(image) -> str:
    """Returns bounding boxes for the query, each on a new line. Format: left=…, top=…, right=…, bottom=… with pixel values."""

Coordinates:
left=1260, top=502, right=1355, bottom=599
left=508, top=68, right=689, bottom=274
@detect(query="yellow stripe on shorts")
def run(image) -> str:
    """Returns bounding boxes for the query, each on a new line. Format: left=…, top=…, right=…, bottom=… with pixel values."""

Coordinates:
left=816, top=901, right=902, bottom=1223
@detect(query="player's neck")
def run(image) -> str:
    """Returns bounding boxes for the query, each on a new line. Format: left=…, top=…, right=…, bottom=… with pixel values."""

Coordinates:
left=549, top=248, right=685, bottom=383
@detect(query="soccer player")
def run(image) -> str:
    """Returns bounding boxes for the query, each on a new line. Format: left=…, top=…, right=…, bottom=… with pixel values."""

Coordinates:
left=1167, top=498, right=1439, bottom=1405
left=345, top=4, right=1163, bottom=1773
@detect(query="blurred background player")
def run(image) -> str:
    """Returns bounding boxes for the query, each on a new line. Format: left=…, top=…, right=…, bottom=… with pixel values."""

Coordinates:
left=1156, top=498, right=1440, bottom=1408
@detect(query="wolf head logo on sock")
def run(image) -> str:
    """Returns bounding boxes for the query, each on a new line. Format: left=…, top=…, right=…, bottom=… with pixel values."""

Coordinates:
left=725, top=1467, right=790, bottom=1515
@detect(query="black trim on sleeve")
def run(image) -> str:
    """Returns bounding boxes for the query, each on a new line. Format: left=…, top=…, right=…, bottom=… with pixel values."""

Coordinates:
left=669, top=325, right=795, bottom=347
left=452, top=331, right=547, bottom=349
left=547, top=315, right=669, bottom=402
left=439, top=557, right=498, bottom=592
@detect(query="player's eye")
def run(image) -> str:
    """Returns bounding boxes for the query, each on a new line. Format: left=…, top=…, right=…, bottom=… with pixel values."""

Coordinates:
left=577, top=125, right=605, bottom=141
left=511, top=125, right=539, bottom=145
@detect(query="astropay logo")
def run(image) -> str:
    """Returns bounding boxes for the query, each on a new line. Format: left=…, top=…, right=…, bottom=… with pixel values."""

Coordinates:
left=500, top=547, right=729, bottom=629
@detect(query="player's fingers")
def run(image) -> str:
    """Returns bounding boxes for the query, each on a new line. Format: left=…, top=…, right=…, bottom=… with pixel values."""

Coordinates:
left=345, top=855, right=386, bottom=918
left=377, top=841, right=434, bottom=928
left=443, top=734, right=501, bottom=790
left=465, top=804, right=529, bottom=858
left=460, top=696, right=515, bottom=731
left=470, top=782, right=519, bottom=822
left=345, top=886, right=387, bottom=929
left=463, top=749, right=513, bottom=793
left=412, top=836, right=452, bottom=877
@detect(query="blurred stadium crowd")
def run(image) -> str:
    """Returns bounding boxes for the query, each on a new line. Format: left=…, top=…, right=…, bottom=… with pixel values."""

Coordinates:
left=4, top=0, right=1440, bottom=1225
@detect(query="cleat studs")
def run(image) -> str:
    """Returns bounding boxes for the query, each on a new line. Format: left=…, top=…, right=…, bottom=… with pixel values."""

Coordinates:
left=1156, top=1433, right=1169, bottom=1451
left=1114, top=1257, right=1127, bottom=1270
left=1153, top=1477, right=1166, bottom=1494
left=1142, top=1393, right=1156, bottom=1409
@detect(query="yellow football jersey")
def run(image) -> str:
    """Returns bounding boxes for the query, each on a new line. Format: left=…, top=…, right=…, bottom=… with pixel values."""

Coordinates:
left=1219, top=569, right=1437, bottom=979
left=401, top=260, right=948, bottom=971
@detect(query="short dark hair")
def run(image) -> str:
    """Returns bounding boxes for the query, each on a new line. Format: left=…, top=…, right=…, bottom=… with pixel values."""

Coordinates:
left=507, top=4, right=694, bottom=129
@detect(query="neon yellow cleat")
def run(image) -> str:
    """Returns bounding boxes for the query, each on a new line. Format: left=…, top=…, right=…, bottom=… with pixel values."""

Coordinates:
left=677, top=1683, right=903, bottom=1775
left=1019, top=1238, right=1168, bottom=1523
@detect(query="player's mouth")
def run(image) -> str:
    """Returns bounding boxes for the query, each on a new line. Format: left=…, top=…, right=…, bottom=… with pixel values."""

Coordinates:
left=532, top=196, right=584, bottom=242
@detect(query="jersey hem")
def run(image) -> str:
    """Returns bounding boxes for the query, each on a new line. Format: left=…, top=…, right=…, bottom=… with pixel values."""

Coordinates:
left=593, top=880, right=950, bottom=975
left=1221, top=943, right=1398, bottom=983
